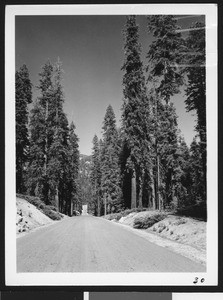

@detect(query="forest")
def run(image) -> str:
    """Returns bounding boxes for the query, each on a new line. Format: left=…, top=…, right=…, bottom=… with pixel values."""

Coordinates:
left=16, top=15, right=206, bottom=219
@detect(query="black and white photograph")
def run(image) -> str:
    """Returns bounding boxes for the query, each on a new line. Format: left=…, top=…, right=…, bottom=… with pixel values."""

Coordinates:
left=5, top=4, right=217, bottom=286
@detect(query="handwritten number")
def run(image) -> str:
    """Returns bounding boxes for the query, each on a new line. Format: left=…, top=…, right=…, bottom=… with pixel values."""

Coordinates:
left=193, top=277, right=205, bottom=284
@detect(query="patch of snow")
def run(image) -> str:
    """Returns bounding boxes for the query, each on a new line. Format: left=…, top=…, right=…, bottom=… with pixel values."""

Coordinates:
left=119, top=212, right=138, bottom=226
left=104, top=210, right=206, bottom=266
left=16, top=197, right=53, bottom=236
left=148, top=215, right=206, bottom=251
left=105, top=218, right=206, bottom=266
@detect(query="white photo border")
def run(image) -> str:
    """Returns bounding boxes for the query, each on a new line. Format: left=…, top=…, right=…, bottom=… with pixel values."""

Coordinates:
left=5, top=4, right=218, bottom=286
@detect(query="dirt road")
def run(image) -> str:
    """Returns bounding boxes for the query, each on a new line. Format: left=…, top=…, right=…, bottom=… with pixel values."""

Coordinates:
left=17, top=215, right=205, bottom=272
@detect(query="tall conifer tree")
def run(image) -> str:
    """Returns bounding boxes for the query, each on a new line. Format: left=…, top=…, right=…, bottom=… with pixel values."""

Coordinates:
left=27, top=60, right=77, bottom=214
left=146, top=15, right=184, bottom=209
left=16, top=65, right=32, bottom=193
left=27, top=61, right=54, bottom=201
left=101, top=105, right=122, bottom=214
left=65, top=121, right=80, bottom=215
left=121, top=15, right=152, bottom=208
left=47, top=60, right=70, bottom=211
left=189, top=137, right=206, bottom=210
left=90, top=135, right=102, bottom=216
left=185, top=22, right=206, bottom=206
left=146, top=15, right=184, bottom=104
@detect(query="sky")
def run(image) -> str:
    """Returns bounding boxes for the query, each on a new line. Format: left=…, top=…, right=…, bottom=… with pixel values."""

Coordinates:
left=16, top=14, right=205, bottom=155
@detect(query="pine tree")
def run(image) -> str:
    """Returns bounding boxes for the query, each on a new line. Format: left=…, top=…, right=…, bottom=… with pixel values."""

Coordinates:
left=159, top=103, right=180, bottom=208
left=185, top=22, right=206, bottom=143
left=47, top=59, right=70, bottom=211
left=121, top=15, right=152, bottom=209
left=78, top=155, right=92, bottom=213
left=67, top=121, right=80, bottom=215
left=101, top=105, right=122, bottom=214
left=97, top=139, right=105, bottom=215
left=27, top=61, right=54, bottom=203
left=146, top=15, right=185, bottom=104
left=189, top=137, right=206, bottom=211
left=173, top=135, right=192, bottom=208
left=146, top=15, right=184, bottom=210
left=27, top=60, right=77, bottom=215
left=26, top=98, right=46, bottom=198
left=119, top=133, right=132, bottom=209
left=16, top=65, right=32, bottom=193
left=90, top=135, right=102, bottom=216
left=185, top=22, right=206, bottom=204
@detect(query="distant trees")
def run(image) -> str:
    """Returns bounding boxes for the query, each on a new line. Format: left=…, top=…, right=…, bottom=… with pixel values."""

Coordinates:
left=67, top=122, right=80, bottom=214
left=77, top=154, right=92, bottom=212
left=89, top=105, right=124, bottom=216
left=90, top=135, right=102, bottom=216
left=17, top=60, right=80, bottom=215
left=101, top=105, right=122, bottom=214
left=16, top=65, right=32, bottom=193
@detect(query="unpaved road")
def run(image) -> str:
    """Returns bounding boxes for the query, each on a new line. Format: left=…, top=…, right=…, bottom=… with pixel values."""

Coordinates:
left=17, top=215, right=205, bottom=272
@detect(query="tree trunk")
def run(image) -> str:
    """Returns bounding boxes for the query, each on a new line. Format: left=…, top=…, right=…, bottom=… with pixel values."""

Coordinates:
left=55, top=186, right=59, bottom=212
left=154, top=93, right=160, bottom=210
left=104, top=194, right=107, bottom=216
left=35, top=182, right=39, bottom=197
left=97, top=194, right=100, bottom=217
left=44, top=100, right=48, bottom=175
left=149, top=167, right=156, bottom=210
left=157, top=154, right=162, bottom=211
left=131, top=170, right=137, bottom=209
left=70, top=200, right=73, bottom=216
left=138, top=170, right=144, bottom=209
left=138, top=185, right=142, bottom=208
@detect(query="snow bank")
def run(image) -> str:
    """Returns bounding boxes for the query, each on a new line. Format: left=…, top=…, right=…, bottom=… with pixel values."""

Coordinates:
left=16, top=197, right=53, bottom=235
left=119, top=212, right=138, bottom=226
left=148, top=215, right=206, bottom=251
left=106, top=210, right=206, bottom=260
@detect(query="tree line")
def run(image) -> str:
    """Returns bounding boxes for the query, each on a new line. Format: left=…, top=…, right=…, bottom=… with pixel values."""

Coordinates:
left=89, top=15, right=206, bottom=218
left=16, top=60, right=80, bottom=215
left=16, top=15, right=206, bottom=219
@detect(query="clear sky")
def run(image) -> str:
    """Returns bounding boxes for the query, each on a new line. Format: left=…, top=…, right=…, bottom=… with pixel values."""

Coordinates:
left=16, top=15, right=205, bottom=155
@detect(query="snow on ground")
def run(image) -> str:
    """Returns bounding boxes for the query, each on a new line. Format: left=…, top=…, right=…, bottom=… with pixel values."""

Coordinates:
left=118, top=212, right=138, bottom=226
left=148, top=215, right=206, bottom=251
left=110, top=219, right=206, bottom=266
left=108, top=210, right=206, bottom=265
left=16, top=197, right=54, bottom=236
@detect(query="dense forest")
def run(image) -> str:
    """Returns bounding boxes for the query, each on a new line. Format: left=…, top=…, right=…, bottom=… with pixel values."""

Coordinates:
left=16, top=15, right=206, bottom=218
left=16, top=60, right=80, bottom=215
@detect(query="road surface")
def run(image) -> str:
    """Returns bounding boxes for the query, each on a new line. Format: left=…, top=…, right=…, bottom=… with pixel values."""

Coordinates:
left=17, top=215, right=205, bottom=272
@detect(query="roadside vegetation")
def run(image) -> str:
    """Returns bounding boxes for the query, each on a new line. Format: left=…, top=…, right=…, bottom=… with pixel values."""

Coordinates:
left=104, top=209, right=167, bottom=229
left=17, top=194, right=64, bottom=221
